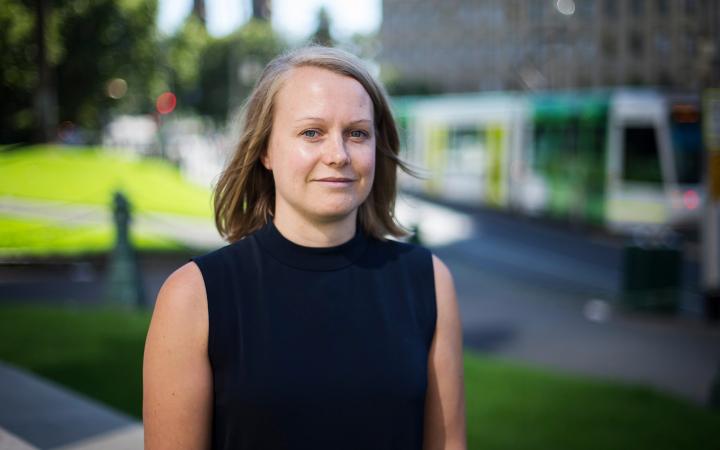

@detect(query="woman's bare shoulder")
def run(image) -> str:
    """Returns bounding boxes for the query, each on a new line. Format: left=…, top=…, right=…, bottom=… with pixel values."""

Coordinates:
left=160, top=262, right=205, bottom=297
left=150, top=262, right=208, bottom=346
left=144, top=262, right=212, bottom=449
left=431, top=254, right=455, bottom=300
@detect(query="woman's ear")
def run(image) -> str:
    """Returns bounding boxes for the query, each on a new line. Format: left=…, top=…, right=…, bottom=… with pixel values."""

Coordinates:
left=260, top=150, right=271, bottom=171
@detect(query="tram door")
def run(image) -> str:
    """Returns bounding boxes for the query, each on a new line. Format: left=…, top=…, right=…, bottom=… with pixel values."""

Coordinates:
left=606, top=92, right=677, bottom=231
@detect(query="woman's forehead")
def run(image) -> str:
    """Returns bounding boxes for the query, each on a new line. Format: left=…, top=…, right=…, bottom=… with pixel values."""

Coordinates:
left=274, top=66, right=374, bottom=122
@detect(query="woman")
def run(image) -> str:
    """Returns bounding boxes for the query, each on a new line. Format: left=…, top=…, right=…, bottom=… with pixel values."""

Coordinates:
left=143, top=46, right=466, bottom=450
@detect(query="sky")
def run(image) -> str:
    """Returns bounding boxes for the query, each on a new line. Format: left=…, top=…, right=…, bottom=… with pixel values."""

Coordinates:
left=157, top=0, right=381, bottom=41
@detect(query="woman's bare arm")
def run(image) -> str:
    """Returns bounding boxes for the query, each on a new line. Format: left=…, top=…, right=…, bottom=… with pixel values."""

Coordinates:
left=424, top=255, right=467, bottom=450
left=143, top=262, right=212, bottom=450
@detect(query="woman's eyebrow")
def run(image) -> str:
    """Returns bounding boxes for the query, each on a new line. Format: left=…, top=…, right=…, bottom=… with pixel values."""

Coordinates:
left=346, top=119, right=373, bottom=127
left=294, top=116, right=325, bottom=123
left=293, top=117, right=373, bottom=126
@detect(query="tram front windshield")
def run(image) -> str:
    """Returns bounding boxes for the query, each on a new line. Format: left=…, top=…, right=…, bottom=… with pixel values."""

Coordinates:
left=622, top=126, right=662, bottom=184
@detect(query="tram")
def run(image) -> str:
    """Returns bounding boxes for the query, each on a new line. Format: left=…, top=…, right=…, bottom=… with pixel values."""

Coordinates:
left=394, top=90, right=703, bottom=232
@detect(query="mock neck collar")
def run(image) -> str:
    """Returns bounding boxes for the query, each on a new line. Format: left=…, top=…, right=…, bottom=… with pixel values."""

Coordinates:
left=254, top=221, right=369, bottom=271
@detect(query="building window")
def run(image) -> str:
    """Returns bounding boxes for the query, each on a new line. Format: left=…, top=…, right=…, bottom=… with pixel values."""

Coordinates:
left=685, top=35, right=697, bottom=57
left=604, top=0, right=617, bottom=18
left=604, top=71, right=616, bottom=87
left=654, top=31, right=670, bottom=56
left=504, top=0, right=520, bottom=22
left=528, top=0, right=544, bottom=20
left=629, top=32, right=644, bottom=57
left=655, top=0, right=668, bottom=15
left=577, top=0, right=596, bottom=17
left=658, top=71, right=673, bottom=86
left=630, top=0, right=645, bottom=16
left=602, top=34, right=617, bottom=58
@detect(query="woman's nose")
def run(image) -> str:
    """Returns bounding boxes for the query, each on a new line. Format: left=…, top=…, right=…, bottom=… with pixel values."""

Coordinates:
left=323, top=133, right=350, bottom=166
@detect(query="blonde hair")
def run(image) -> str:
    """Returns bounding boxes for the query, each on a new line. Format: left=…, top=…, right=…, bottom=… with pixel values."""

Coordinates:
left=214, top=46, right=412, bottom=242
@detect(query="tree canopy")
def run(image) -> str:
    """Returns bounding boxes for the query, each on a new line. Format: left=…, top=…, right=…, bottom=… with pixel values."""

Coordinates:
left=0, top=1, right=287, bottom=143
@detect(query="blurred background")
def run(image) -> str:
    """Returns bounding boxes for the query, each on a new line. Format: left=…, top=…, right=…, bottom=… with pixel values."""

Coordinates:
left=1, top=0, right=720, bottom=449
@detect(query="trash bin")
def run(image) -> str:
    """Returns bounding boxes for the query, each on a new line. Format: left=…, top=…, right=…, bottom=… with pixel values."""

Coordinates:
left=621, top=229, right=683, bottom=313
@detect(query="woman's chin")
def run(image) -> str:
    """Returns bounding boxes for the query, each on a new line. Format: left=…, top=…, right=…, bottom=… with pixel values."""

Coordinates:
left=310, top=204, right=360, bottom=224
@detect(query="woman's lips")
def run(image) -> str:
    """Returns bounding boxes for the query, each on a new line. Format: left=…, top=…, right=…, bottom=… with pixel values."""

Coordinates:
left=315, top=177, right=356, bottom=186
left=317, top=177, right=354, bottom=182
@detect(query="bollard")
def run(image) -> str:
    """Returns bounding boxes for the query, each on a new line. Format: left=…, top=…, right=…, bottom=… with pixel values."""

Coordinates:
left=105, top=191, right=146, bottom=308
left=709, top=363, right=720, bottom=410
left=409, top=224, right=422, bottom=245
left=620, top=228, right=682, bottom=313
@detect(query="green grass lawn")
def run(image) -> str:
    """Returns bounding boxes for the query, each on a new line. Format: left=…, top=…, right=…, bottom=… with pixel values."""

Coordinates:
left=0, top=215, right=185, bottom=257
left=0, top=304, right=718, bottom=449
left=0, top=145, right=215, bottom=255
left=0, top=145, right=213, bottom=217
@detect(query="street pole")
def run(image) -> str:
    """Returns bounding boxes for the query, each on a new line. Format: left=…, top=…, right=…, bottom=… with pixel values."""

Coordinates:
left=702, top=89, right=720, bottom=321
left=105, top=191, right=146, bottom=308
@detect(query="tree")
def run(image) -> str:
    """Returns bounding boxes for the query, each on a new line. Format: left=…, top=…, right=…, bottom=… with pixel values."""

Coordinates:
left=311, top=7, right=333, bottom=47
left=0, top=0, right=59, bottom=143
left=33, top=0, right=57, bottom=142
left=165, top=14, right=210, bottom=111
left=55, top=0, right=162, bottom=134
left=0, top=0, right=162, bottom=144
left=196, top=19, right=285, bottom=122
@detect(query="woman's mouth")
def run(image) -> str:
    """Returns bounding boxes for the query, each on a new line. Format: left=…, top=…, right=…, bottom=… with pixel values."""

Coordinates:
left=318, top=177, right=353, bottom=182
left=315, top=177, right=356, bottom=186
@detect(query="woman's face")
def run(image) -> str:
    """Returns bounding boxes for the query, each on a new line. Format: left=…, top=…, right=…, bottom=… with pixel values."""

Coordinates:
left=263, top=66, right=376, bottom=227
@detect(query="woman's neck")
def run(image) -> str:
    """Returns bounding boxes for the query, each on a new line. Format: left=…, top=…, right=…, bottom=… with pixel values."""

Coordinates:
left=272, top=209, right=358, bottom=248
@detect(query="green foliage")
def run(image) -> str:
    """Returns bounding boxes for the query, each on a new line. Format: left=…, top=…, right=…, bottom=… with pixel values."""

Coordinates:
left=0, top=1, right=37, bottom=142
left=0, top=145, right=213, bottom=217
left=165, top=15, right=210, bottom=111
left=0, top=0, right=161, bottom=143
left=55, top=0, right=162, bottom=129
left=1, top=1, right=286, bottom=140
left=196, top=19, right=285, bottom=122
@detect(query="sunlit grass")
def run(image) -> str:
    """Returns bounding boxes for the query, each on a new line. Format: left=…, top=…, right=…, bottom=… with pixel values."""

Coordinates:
left=0, top=215, right=184, bottom=256
left=0, top=145, right=213, bottom=217
left=0, top=304, right=718, bottom=449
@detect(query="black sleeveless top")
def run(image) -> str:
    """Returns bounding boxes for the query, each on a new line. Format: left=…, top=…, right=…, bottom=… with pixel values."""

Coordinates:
left=192, top=221, right=437, bottom=450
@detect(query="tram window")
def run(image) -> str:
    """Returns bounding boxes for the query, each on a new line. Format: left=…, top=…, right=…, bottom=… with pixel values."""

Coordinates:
left=449, top=126, right=484, bottom=151
left=670, top=120, right=702, bottom=184
left=533, top=122, right=578, bottom=170
left=622, top=126, right=662, bottom=183
left=448, top=126, right=485, bottom=169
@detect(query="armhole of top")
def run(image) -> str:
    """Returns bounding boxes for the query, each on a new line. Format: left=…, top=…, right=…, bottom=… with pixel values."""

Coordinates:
left=188, top=257, right=215, bottom=368
left=425, top=248, right=439, bottom=351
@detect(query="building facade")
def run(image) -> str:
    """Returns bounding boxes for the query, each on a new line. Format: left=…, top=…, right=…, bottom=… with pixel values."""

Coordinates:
left=379, top=0, right=719, bottom=92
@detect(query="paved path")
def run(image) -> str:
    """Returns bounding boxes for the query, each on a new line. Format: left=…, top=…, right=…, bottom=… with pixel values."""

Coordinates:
left=0, top=196, right=224, bottom=250
left=0, top=362, right=142, bottom=450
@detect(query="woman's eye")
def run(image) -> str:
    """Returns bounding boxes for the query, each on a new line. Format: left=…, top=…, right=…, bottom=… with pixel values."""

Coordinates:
left=302, top=130, right=319, bottom=138
left=350, top=130, right=368, bottom=138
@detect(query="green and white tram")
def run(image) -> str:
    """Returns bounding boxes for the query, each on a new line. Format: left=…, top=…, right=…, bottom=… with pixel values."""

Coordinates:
left=394, top=90, right=703, bottom=233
